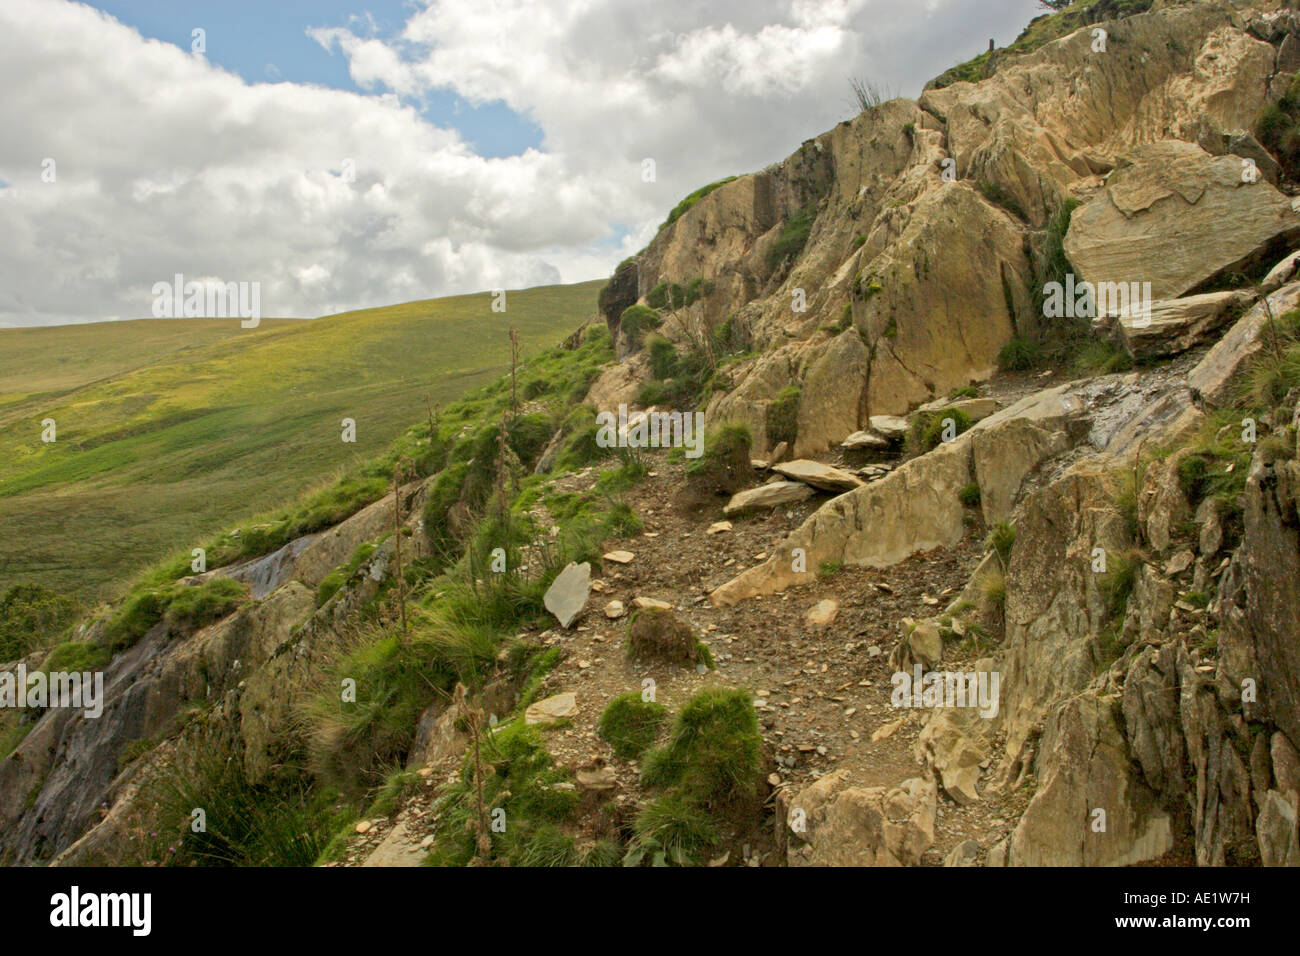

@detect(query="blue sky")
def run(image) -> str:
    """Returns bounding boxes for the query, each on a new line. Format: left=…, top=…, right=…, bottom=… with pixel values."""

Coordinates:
left=88, top=0, right=544, bottom=157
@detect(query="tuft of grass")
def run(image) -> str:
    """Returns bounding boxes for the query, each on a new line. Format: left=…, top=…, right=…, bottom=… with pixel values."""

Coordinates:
left=998, top=337, right=1040, bottom=371
left=766, top=386, right=801, bottom=447
left=766, top=206, right=818, bottom=274
left=986, top=520, right=1016, bottom=567
left=598, top=693, right=669, bottom=760
left=1100, top=549, right=1140, bottom=618
left=639, top=687, right=762, bottom=808
left=907, top=408, right=972, bottom=456
left=684, top=423, right=752, bottom=495
left=959, top=482, right=982, bottom=508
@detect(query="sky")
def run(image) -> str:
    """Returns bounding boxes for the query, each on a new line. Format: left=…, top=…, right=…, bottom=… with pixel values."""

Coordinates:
left=0, top=0, right=1042, bottom=327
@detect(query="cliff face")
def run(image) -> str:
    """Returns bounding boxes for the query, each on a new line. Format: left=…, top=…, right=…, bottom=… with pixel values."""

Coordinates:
left=601, top=0, right=1298, bottom=459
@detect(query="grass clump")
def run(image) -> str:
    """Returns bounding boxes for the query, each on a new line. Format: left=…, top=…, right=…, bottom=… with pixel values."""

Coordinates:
left=986, top=520, right=1016, bottom=567
left=598, top=693, right=669, bottom=760
left=766, top=386, right=801, bottom=447
left=423, top=720, right=581, bottom=867
left=959, top=482, right=982, bottom=508
left=683, top=423, right=752, bottom=496
left=619, top=304, right=661, bottom=351
left=1100, top=549, right=1141, bottom=618
left=907, top=408, right=973, bottom=456
left=626, top=608, right=714, bottom=668
left=627, top=687, right=763, bottom=866
left=998, top=337, right=1040, bottom=371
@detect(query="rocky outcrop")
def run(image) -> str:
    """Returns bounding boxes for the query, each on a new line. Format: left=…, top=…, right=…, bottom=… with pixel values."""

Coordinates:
left=1064, top=141, right=1300, bottom=300
left=780, top=770, right=936, bottom=866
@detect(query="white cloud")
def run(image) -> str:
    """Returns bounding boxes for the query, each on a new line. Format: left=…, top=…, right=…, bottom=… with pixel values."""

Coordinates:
left=0, top=0, right=1040, bottom=327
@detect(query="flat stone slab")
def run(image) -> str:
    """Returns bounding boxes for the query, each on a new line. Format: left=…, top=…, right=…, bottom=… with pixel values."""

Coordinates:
left=773, top=459, right=864, bottom=492
left=543, top=561, right=590, bottom=628
left=525, top=692, right=578, bottom=725
left=868, top=415, right=909, bottom=440
left=841, top=430, right=891, bottom=450
left=723, top=480, right=815, bottom=517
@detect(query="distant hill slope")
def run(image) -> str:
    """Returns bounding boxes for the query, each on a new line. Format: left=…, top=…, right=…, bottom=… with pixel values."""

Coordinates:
left=0, top=281, right=601, bottom=602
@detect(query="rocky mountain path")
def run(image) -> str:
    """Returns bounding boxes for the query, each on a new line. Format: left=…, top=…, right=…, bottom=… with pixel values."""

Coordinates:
left=343, top=451, right=1030, bottom=866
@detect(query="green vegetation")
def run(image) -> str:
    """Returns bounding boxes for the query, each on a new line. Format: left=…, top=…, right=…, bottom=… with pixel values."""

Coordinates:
left=316, top=541, right=381, bottom=608
left=422, top=720, right=584, bottom=867
left=618, top=304, right=661, bottom=350
left=986, top=520, right=1016, bottom=567
left=598, top=693, right=669, bottom=760
left=998, top=337, right=1041, bottom=372
left=659, top=177, right=738, bottom=232
left=1100, top=549, right=1140, bottom=618
left=684, top=423, right=752, bottom=496
left=766, top=386, right=801, bottom=447
left=628, top=687, right=763, bottom=866
left=959, top=482, right=982, bottom=508
left=142, top=737, right=349, bottom=867
left=907, top=408, right=973, bottom=456
left=1256, top=74, right=1300, bottom=183
left=929, top=1, right=1156, bottom=90
left=0, top=282, right=601, bottom=603
left=42, top=640, right=112, bottom=673
left=767, top=206, right=818, bottom=273
left=101, top=576, right=248, bottom=654
left=0, top=584, right=78, bottom=661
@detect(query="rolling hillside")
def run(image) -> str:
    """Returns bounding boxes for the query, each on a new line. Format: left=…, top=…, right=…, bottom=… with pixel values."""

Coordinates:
left=0, top=281, right=602, bottom=603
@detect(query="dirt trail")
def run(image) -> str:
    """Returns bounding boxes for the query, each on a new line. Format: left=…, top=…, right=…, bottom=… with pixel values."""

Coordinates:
left=343, top=438, right=1026, bottom=865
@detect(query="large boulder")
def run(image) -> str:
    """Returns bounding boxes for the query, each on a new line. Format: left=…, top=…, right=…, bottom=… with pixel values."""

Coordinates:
left=1064, top=141, right=1300, bottom=302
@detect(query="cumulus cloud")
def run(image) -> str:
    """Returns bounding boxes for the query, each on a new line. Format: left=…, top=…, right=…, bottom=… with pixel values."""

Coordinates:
left=0, top=0, right=1039, bottom=327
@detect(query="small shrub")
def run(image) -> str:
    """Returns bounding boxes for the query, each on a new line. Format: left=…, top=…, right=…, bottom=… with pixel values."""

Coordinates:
left=598, top=693, right=668, bottom=760
left=959, top=482, right=982, bottom=507
left=619, top=304, right=660, bottom=351
left=0, top=585, right=78, bottom=661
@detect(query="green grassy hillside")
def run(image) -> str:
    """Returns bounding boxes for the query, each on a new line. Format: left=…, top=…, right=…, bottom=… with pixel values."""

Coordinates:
left=0, top=281, right=602, bottom=603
